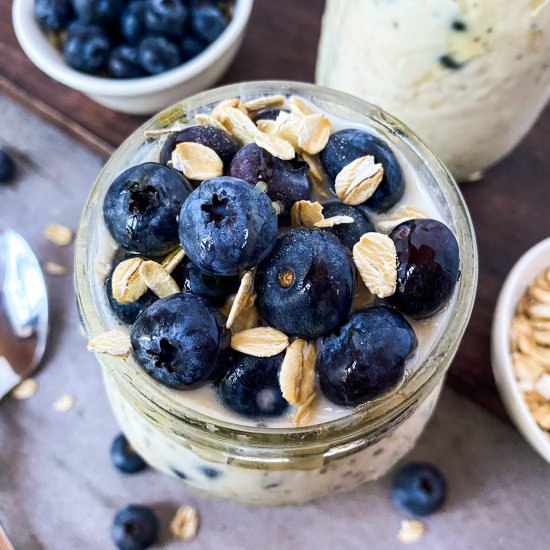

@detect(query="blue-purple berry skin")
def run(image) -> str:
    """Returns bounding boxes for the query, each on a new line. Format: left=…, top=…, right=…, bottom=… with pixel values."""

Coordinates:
left=388, top=218, right=460, bottom=318
left=178, top=176, right=278, bottom=276
left=255, top=228, right=356, bottom=338
left=317, top=306, right=417, bottom=406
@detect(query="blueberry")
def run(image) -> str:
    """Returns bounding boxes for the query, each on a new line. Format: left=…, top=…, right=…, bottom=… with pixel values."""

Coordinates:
left=252, top=108, right=285, bottom=122
left=63, top=23, right=110, bottom=74
left=218, top=353, right=289, bottom=418
left=387, top=219, right=460, bottom=318
left=177, top=258, right=240, bottom=306
left=120, top=1, right=147, bottom=44
left=321, top=129, right=404, bottom=212
left=178, top=176, right=278, bottom=276
left=159, top=125, right=238, bottom=169
left=110, top=433, right=148, bottom=474
left=108, top=46, right=145, bottom=78
left=392, top=463, right=447, bottom=516
left=179, top=36, right=206, bottom=62
left=131, top=293, right=230, bottom=389
left=138, top=36, right=182, bottom=75
left=105, top=276, right=157, bottom=325
left=201, top=466, right=221, bottom=478
left=317, top=306, right=417, bottom=406
left=320, top=200, right=375, bottom=249
left=190, top=4, right=228, bottom=44
left=229, top=144, right=311, bottom=217
left=71, top=0, right=124, bottom=24
left=111, top=504, right=158, bottom=550
left=103, top=162, right=192, bottom=256
left=256, top=228, right=355, bottom=338
left=144, top=0, right=188, bottom=35
left=0, top=148, right=16, bottom=184
left=34, top=0, right=73, bottom=31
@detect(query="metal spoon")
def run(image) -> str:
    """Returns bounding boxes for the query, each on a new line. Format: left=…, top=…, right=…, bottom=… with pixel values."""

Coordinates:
left=0, top=229, right=48, bottom=399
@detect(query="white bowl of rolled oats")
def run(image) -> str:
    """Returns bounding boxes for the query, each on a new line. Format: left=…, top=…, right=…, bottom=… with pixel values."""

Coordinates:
left=492, top=237, right=550, bottom=464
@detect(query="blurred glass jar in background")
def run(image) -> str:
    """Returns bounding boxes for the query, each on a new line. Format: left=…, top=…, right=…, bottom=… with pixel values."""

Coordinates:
left=316, top=0, right=550, bottom=182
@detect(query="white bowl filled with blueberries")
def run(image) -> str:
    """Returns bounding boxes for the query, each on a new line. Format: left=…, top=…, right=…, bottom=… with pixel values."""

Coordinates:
left=77, top=82, right=477, bottom=507
left=12, top=0, right=253, bottom=113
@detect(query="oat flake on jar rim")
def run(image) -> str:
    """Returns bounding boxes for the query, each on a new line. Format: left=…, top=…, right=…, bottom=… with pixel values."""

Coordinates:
left=76, top=82, right=477, bottom=506
left=316, top=0, right=550, bottom=182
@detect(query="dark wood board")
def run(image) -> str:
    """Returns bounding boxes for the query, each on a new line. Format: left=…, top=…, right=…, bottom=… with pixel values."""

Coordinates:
left=1, top=0, right=549, bottom=420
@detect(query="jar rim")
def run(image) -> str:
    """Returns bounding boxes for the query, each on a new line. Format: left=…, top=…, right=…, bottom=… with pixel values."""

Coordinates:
left=75, top=80, right=478, bottom=447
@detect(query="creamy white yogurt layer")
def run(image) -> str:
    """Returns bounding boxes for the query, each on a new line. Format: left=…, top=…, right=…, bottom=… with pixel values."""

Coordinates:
left=93, top=101, right=454, bottom=429
left=317, top=0, right=550, bottom=181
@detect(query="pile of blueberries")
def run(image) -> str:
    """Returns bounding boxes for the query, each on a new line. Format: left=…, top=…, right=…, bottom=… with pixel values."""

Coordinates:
left=34, top=0, right=234, bottom=77
left=102, top=106, right=460, bottom=419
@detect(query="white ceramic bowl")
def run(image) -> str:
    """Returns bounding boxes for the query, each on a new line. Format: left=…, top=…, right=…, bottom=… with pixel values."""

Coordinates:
left=492, top=237, right=550, bottom=464
left=13, top=0, right=253, bottom=114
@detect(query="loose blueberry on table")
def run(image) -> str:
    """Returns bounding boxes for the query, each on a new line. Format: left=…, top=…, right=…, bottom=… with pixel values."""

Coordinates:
left=111, top=433, right=148, bottom=474
left=0, top=148, right=16, bottom=184
left=92, top=93, right=461, bottom=427
left=392, top=462, right=447, bottom=516
left=111, top=504, right=158, bottom=550
left=34, top=0, right=235, bottom=78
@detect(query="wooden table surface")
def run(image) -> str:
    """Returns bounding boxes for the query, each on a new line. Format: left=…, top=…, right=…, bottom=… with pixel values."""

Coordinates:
left=1, top=0, right=549, bottom=419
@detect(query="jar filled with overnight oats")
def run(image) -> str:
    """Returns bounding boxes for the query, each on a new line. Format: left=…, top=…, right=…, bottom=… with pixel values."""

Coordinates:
left=316, top=0, right=550, bottom=182
left=75, top=82, right=477, bottom=506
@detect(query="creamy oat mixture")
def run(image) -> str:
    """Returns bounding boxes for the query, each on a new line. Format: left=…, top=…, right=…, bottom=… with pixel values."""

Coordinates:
left=317, top=0, right=550, bottom=180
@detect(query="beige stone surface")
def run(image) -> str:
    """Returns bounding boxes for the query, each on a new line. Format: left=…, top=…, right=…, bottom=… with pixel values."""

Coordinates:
left=1, top=96, right=549, bottom=550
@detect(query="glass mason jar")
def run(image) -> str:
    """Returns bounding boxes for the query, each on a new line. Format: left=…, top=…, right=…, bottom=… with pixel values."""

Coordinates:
left=75, top=81, right=478, bottom=506
left=316, top=0, right=550, bottom=182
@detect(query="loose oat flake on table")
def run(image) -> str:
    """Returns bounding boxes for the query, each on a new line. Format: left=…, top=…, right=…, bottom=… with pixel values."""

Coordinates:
left=44, top=223, right=72, bottom=246
left=510, top=266, right=550, bottom=433
left=230, top=327, right=289, bottom=357
left=44, top=261, right=67, bottom=276
left=11, top=378, right=38, bottom=400
left=353, top=232, right=397, bottom=298
left=87, top=330, right=132, bottom=358
left=170, top=505, right=200, bottom=541
left=54, top=394, right=75, bottom=412
left=397, top=519, right=427, bottom=543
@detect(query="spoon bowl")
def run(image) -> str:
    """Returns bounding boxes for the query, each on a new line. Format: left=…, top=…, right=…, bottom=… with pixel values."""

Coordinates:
left=0, top=229, right=48, bottom=398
